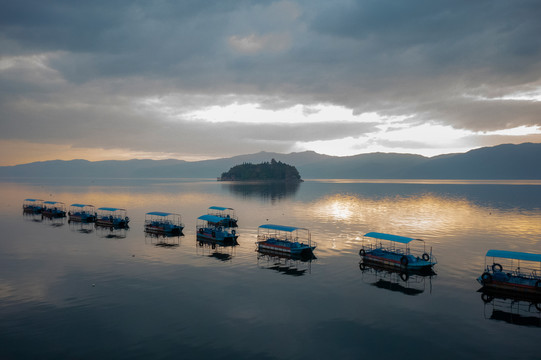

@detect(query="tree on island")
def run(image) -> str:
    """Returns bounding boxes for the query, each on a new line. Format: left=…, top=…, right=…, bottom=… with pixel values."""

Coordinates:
left=219, top=159, right=303, bottom=182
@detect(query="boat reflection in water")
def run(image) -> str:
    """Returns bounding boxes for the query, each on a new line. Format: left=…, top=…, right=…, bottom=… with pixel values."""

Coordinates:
left=196, top=237, right=238, bottom=261
left=23, top=211, right=44, bottom=223
left=256, top=248, right=316, bottom=276
left=42, top=215, right=66, bottom=227
left=96, top=225, right=128, bottom=239
left=145, top=231, right=183, bottom=248
left=479, top=288, right=541, bottom=327
left=68, top=220, right=94, bottom=234
left=358, top=259, right=435, bottom=296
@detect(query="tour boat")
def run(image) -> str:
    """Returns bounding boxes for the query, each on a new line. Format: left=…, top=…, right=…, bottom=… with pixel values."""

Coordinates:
left=144, top=212, right=184, bottom=235
left=359, top=232, right=437, bottom=271
left=196, top=214, right=238, bottom=244
left=68, top=204, right=97, bottom=222
left=23, top=198, right=44, bottom=214
left=41, top=201, right=67, bottom=218
left=207, top=206, right=238, bottom=228
left=95, top=207, right=130, bottom=228
left=477, top=250, right=541, bottom=296
left=256, top=224, right=316, bottom=255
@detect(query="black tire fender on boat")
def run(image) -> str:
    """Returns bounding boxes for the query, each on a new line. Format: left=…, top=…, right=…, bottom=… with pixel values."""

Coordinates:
left=359, top=248, right=366, bottom=257
left=481, top=272, right=493, bottom=284
left=422, top=253, right=430, bottom=261
left=232, top=229, right=236, bottom=235
left=198, top=228, right=204, bottom=234
left=211, top=243, right=216, bottom=249
left=492, top=263, right=503, bottom=272
left=400, top=256, right=409, bottom=266
left=198, top=241, right=203, bottom=247
left=400, top=272, right=409, bottom=282
left=359, top=262, right=366, bottom=271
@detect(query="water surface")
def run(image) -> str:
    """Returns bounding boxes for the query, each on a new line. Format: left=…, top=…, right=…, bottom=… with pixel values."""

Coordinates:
left=1, top=179, right=540, bottom=359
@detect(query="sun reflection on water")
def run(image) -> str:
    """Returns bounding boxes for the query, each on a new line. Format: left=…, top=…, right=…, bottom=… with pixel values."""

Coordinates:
left=304, top=192, right=541, bottom=251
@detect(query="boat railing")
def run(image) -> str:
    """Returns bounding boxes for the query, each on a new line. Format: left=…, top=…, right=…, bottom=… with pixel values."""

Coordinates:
left=364, top=243, right=410, bottom=256
left=147, top=219, right=176, bottom=226
left=486, top=265, right=541, bottom=281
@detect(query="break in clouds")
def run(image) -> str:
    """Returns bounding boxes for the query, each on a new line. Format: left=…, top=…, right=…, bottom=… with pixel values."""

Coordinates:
left=1, top=0, right=541, bottom=162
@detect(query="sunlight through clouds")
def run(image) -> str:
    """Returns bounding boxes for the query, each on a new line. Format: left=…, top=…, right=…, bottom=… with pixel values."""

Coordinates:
left=184, top=103, right=383, bottom=124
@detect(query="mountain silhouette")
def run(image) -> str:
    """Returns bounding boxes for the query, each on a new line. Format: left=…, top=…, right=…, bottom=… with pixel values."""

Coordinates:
left=1, top=143, right=540, bottom=180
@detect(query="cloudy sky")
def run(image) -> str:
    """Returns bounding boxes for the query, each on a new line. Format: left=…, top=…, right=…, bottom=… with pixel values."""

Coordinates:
left=1, top=0, right=541, bottom=165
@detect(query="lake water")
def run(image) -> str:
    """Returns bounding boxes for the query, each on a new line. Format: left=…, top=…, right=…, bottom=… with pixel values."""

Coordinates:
left=1, top=178, right=540, bottom=359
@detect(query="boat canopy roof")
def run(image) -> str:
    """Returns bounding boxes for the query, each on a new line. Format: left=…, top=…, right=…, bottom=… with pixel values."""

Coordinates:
left=44, top=201, right=64, bottom=205
left=198, top=214, right=226, bottom=223
left=98, top=207, right=126, bottom=212
left=70, top=203, right=94, bottom=208
left=208, top=206, right=233, bottom=211
left=486, top=249, right=541, bottom=262
left=25, top=198, right=43, bottom=202
left=364, top=232, right=421, bottom=244
left=146, top=211, right=179, bottom=217
left=259, top=224, right=308, bottom=232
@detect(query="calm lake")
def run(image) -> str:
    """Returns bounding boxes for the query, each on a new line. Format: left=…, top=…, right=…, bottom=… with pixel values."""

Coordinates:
left=1, top=178, right=540, bottom=359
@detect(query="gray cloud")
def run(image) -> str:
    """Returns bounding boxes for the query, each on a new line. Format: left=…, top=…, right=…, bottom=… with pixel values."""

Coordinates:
left=1, top=0, right=541, bottom=161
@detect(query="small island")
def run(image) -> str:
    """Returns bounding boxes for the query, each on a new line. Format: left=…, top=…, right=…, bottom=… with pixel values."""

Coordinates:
left=218, top=159, right=303, bottom=182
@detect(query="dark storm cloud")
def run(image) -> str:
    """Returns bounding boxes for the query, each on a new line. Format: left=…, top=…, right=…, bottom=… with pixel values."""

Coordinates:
left=1, top=0, right=541, bottom=160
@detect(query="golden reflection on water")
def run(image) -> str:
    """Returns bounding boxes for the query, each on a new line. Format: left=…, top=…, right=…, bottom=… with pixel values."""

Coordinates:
left=306, top=193, right=541, bottom=244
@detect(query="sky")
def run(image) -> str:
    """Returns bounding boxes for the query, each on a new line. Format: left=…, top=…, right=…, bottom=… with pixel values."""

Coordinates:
left=1, top=0, right=541, bottom=165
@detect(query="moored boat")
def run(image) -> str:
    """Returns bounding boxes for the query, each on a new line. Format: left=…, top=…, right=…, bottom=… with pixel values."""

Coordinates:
left=68, top=204, right=97, bottom=222
left=207, top=206, right=238, bottom=228
left=23, top=198, right=44, bottom=214
left=42, top=201, right=67, bottom=218
left=477, top=250, right=541, bottom=296
left=95, top=207, right=130, bottom=228
left=196, top=214, right=238, bottom=244
left=145, top=212, right=184, bottom=235
left=359, top=232, right=437, bottom=271
left=256, top=224, right=316, bottom=255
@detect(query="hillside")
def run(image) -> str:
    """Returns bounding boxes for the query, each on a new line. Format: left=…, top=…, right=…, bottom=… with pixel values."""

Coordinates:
left=1, top=143, right=540, bottom=180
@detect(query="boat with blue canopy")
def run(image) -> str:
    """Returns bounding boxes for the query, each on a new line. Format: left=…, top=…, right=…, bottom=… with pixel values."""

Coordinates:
left=42, top=201, right=67, bottom=218
left=144, top=212, right=184, bottom=235
left=477, top=250, right=541, bottom=296
left=256, top=224, right=316, bottom=255
left=95, top=207, right=130, bottom=228
left=68, top=204, right=96, bottom=222
left=359, top=232, right=437, bottom=271
left=207, top=206, right=238, bottom=228
left=196, top=214, right=238, bottom=244
left=23, top=198, right=44, bottom=214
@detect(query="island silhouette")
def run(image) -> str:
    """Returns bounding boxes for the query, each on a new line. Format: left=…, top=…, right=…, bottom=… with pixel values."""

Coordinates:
left=218, top=159, right=303, bottom=182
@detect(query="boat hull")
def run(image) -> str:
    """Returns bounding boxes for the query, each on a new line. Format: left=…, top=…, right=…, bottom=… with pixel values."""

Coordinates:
left=360, top=249, right=435, bottom=271
left=197, top=229, right=238, bottom=244
left=68, top=214, right=96, bottom=222
left=145, top=224, right=183, bottom=235
left=477, top=273, right=541, bottom=296
left=257, top=241, right=315, bottom=255
left=42, top=210, right=67, bottom=218
left=96, top=218, right=129, bottom=228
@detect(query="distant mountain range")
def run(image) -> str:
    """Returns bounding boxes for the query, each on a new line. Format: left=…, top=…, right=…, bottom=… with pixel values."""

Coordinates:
left=1, top=142, right=540, bottom=180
